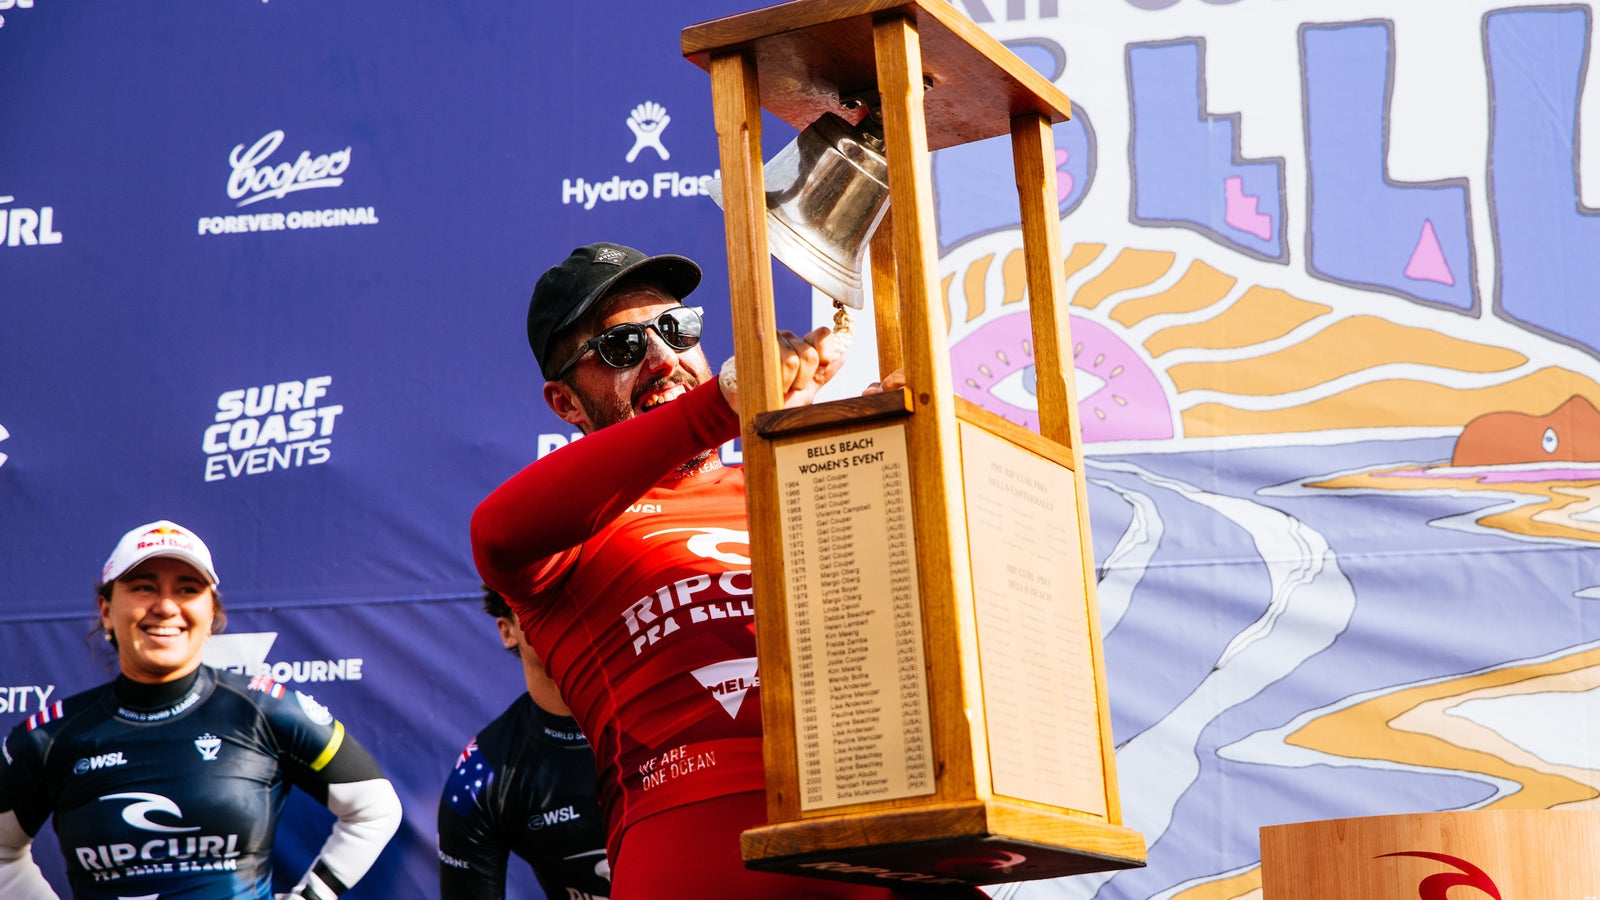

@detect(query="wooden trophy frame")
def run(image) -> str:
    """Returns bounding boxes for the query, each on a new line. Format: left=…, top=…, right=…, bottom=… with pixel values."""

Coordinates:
left=683, top=0, right=1146, bottom=887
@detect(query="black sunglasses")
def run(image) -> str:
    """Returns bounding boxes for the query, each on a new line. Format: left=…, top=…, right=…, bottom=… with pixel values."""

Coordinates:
left=553, top=306, right=704, bottom=379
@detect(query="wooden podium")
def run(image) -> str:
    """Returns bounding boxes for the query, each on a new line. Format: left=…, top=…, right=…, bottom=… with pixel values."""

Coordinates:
left=683, top=0, right=1146, bottom=888
left=1261, top=811, right=1600, bottom=897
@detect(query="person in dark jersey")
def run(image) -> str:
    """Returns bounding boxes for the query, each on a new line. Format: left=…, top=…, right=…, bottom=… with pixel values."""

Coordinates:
left=0, top=520, right=403, bottom=900
left=437, top=587, right=609, bottom=899
left=471, top=243, right=976, bottom=899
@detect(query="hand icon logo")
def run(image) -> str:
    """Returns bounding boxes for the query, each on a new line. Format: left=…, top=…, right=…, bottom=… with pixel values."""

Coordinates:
left=626, top=101, right=671, bottom=162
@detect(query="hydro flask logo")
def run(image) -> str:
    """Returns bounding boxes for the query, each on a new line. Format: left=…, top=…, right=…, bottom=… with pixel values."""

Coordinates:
left=1378, top=851, right=1501, bottom=900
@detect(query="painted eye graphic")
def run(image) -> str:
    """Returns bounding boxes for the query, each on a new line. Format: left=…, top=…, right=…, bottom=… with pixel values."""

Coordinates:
left=950, top=312, right=1173, bottom=442
left=1542, top=427, right=1558, bottom=454
left=987, top=365, right=1039, bottom=411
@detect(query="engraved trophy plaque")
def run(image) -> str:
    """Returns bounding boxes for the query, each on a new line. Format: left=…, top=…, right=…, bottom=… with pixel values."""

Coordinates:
left=684, top=0, right=1147, bottom=886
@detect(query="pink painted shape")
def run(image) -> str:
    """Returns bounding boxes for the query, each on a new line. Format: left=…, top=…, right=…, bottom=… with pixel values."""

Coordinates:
left=1054, top=148, right=1074, bottom=203
left=1223, top=176, right=1272, bottom=240
left=949, top=313, right=1173, bottom=442
left=1404, top=219, right=1456, bottom=286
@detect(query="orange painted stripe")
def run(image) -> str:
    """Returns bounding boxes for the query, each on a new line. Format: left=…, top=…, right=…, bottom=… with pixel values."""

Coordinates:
left=1180, top=367, right=1600, bottom=436
left=1169, top=316, right=1527, bottom=395
left=1111, top=259, right=1237, bottom=327
left=1071, top=248, right=1174, bottom=310
left=1146, top=287, right=1330, bottom=357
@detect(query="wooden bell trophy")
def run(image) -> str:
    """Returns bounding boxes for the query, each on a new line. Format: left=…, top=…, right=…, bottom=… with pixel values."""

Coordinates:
left=683, top=0, right=1147, bottom=887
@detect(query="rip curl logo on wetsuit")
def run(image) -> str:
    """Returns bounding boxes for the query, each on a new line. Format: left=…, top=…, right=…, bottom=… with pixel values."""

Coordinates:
left=104, top=793, right=201, bottom=834
left=75, top=792, right=244, bottom=881
left=619, top=527, right=754, bottom=656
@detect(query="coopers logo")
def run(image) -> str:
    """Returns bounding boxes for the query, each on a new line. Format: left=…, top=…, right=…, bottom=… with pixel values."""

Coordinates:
left=197, top=130, right=378, bottom=237
left=561, top=100, right=719, bottom=211
left=0, top=194, right=63, bottom=248
left=200, top=375, right=344, bottom=482
left=227, top=130, right=350, bottom=206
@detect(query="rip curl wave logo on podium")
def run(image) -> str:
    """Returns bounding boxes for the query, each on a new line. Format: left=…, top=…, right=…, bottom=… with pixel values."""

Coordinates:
left=1377, top=851, right=1501, bottom=900
left=1261, top=811, right=1597, bottom=900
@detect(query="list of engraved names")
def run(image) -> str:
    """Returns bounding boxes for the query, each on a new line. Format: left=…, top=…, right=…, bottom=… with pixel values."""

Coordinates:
left=775, top=423, right=934, bottom=811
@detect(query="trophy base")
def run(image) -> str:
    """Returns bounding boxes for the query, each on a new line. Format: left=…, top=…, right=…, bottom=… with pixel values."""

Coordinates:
left=741, top=800, right=1147, bottom=887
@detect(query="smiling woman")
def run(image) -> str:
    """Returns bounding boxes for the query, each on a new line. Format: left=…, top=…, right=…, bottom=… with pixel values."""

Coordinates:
left=96, top=527, right=225, bottom=684
left=0, top=521, right=404, bottom=900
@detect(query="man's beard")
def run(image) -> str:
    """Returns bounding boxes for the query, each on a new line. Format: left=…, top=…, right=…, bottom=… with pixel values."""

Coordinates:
left=577, top=369, right=720, bottom=476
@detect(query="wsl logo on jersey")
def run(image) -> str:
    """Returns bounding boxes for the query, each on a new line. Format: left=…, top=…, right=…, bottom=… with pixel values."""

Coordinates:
left=560, top=101, right=719, bottom=211
left=201, top=375, right=345, bottom=482
left=0, top=194, right=63, bottom=248
left=197, top=129, right=378, bottom=237
left=73, top=751, right=129, bottom=775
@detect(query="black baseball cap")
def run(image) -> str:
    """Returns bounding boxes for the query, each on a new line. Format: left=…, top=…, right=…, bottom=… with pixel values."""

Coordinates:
left=526, top=242, right=702, bottom=379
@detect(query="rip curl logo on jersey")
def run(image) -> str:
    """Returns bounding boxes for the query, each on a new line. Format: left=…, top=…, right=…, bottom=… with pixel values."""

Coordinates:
left=646, top=527, right=751, bottom=567
left=0, top=422, right=8, bottom=469
left=194, top=733, right=221, bottom=761
left=1378, top=851, right=1502, bottom=900
left=196, top=129, right=378, bottom=236
left=691, top=657, right=759, bottom=719
left=75, top=796, right=243, bottom=877
left=102, top=793, right=201, bottom=834
left=561, top=100, right=718, bottom=210
left=620, top=527, right=755, bottom=656
left=200, top=375, right=345, bottom=482
left=74, top=751, right=128, bottom=775
left=203, top=631, right=366, bottom=684
left=0, top=194, right=63, bottom=248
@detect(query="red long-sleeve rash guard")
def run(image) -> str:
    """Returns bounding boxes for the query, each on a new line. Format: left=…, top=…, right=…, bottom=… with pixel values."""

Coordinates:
left=471, top=381, right=763, bottom=862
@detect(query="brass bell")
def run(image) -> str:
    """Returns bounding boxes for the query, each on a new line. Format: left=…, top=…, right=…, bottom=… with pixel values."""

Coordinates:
left=710, top=112, right=890, bottom=309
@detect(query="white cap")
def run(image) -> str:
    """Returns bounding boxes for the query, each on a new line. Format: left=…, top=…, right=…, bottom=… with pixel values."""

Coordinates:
left=102, top=520, right=220, bottom=587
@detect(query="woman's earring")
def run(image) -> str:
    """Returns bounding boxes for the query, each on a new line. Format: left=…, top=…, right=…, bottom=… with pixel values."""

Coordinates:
left=103, top=630, right=114, bottom=642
